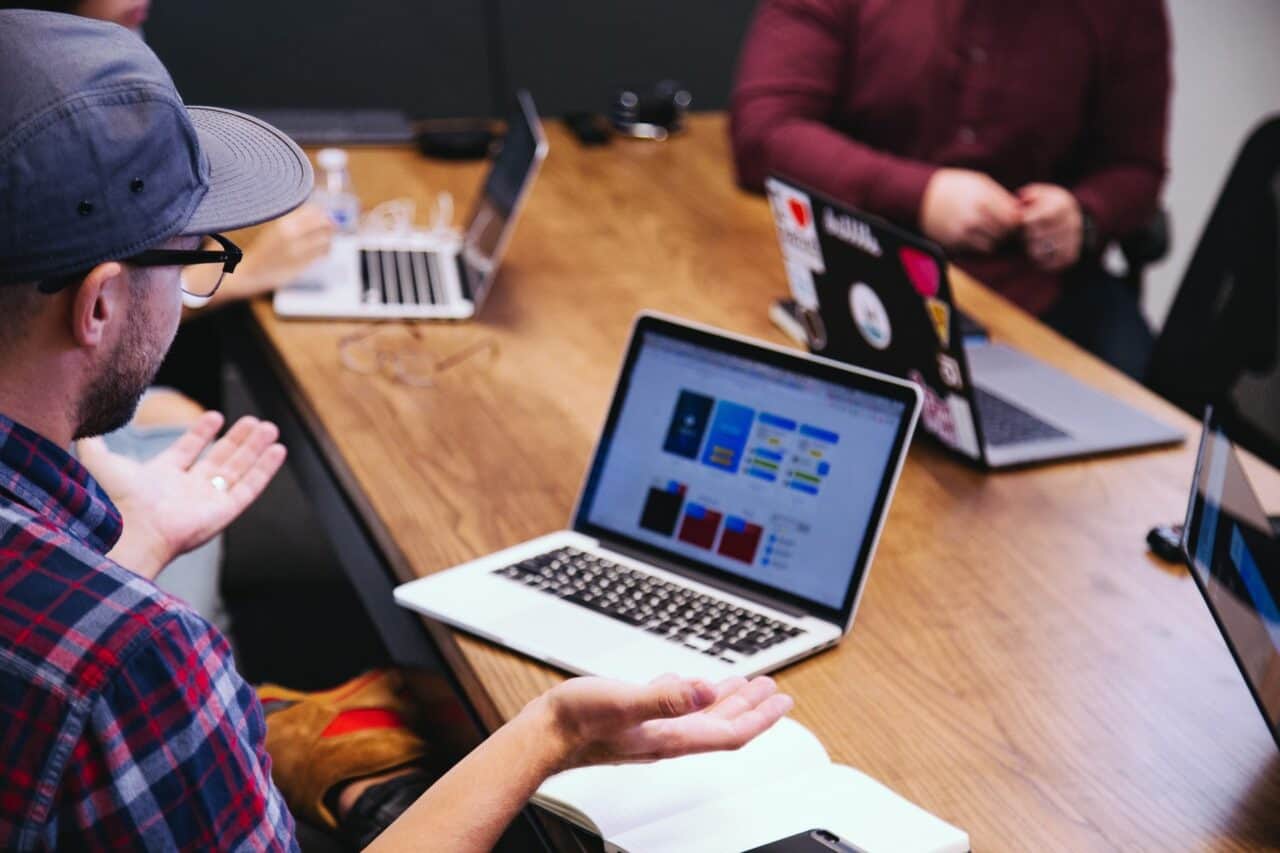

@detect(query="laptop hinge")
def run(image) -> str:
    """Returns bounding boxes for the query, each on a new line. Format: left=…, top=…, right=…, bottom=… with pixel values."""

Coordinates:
left=592, top=536, right=809, bottom=619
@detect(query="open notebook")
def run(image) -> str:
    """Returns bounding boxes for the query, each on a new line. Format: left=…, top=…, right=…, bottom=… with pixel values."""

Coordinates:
left=533, top=718, right=969, bottom=853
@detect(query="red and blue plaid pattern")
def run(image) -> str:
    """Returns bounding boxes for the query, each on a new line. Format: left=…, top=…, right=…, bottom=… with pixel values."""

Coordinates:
left=0, top=415, right=296, bottom=850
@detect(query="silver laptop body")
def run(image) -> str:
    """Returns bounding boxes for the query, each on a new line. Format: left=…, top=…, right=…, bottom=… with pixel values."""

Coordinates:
left=395, top=313, right=922, bottom=682
left=274, top=90, right=548, bottom=321
left=966, top=340, right=1182, bottom=467
left=763, top=174, right=1181, bottom=470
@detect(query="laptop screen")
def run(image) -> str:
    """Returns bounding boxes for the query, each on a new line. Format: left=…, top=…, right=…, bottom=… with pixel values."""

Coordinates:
left=460, top=90, right=547, bottom=308
left=1184, top=414, right=1280, bottom=744
left=574, top=316, right=919, bottom=621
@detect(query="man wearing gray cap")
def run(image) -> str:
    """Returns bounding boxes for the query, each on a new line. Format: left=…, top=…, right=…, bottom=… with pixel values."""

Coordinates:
left=0, top=9, right=790, bottom=851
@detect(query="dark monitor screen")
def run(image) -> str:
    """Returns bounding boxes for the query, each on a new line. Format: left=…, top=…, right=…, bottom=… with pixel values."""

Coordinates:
left=1184, top=414, right=1280, bottom=746
left=459, top=91, right=546, bottom=307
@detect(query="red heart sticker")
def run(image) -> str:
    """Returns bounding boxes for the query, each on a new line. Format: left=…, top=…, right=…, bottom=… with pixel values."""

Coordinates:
left=787, top=198, right=809, bottom=228
left=899, top=246, right=940, bottom=298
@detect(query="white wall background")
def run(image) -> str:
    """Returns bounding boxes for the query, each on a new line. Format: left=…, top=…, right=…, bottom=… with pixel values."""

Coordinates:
left=1143, top=0, right=1280, bottom=328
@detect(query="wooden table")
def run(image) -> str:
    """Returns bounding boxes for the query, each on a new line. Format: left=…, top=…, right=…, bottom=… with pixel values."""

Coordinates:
left=243, top=115, right=1280, bottom=850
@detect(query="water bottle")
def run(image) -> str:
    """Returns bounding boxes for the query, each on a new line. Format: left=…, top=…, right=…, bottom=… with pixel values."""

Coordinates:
left=313, top=148, right=360, bottom=234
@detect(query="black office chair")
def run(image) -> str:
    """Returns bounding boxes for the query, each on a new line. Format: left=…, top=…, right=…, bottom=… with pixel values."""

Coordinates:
left=1145, top=115, right=1280, bottom=468
left=1120, top=208, right=1171, bottom=293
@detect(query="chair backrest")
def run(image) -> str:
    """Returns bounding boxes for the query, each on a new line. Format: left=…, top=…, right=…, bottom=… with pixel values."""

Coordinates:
left=1147, top=115, right=1280, bottom=468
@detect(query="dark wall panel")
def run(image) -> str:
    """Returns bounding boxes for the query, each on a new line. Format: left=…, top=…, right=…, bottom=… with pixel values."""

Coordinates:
left=499, top=0, right=759, bottom=115
left=146, top=0, right=759, bottom=118
left=146, top=1, right=492, bottom=118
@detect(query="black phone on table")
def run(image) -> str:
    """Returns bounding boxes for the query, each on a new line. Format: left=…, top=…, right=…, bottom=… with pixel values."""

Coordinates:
left=744, top=828, right=869, bottom=853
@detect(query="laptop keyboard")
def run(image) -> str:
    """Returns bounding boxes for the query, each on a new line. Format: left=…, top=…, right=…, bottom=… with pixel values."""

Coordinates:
left=360, top=249, right=448, bottom=306
left=492, top=547, right=805, bottom=662
left=973, top=386, right=1070, bottom=446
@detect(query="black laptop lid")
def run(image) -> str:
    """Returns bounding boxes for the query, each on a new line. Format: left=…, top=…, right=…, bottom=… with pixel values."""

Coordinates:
left=1183, top=410, right=1280, bottom=748
left=764, top=175, right=985, bottom=462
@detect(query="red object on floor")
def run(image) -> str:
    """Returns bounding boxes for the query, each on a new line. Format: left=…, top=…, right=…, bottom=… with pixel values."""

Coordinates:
left=321, top=708, right=407, bottom=738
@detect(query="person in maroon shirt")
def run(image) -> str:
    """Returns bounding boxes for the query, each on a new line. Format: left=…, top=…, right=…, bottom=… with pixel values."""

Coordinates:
left=731, top=0, right=1171, bottom=376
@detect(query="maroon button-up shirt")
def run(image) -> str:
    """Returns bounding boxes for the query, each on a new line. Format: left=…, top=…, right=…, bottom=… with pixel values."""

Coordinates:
left=730, top=0, right=1171, bottom=315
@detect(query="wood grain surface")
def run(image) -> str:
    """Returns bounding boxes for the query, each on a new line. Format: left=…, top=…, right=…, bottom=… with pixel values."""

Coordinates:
left=242, top=115, right=1280, bottom=851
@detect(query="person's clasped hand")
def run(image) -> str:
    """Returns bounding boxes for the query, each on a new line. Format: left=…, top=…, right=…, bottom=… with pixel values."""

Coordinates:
left=1018, top=183, right=1084, bottom=272
left=920, top=167, right=1022, bottom=253
left=531, top=673, right=794, bottom=771
left=77, top=413, right=287, bottom=580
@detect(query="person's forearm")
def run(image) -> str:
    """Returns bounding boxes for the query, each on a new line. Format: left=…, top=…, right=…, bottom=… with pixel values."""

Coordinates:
left=365, top=694, right=570, bottom=852
left=734, top=111, right=937, bottom=226
left=106, top=526, right=172, bottom=581
left=728, top=0, right=936, bottom=224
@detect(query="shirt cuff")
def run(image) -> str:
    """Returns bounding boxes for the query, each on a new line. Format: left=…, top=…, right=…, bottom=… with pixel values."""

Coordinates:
left=1070, top=185, right=1117, bottom=243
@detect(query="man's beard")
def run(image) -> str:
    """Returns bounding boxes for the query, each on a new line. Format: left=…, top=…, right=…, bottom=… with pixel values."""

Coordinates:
left=74, top=303, right=167, bottom=440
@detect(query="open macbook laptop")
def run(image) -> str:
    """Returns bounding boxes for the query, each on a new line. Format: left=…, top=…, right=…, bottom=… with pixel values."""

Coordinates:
left=274, top=90, right=548, bottom=321
left=395, top=313, right=921, bottom=682
left=764, top=175, right=1182, bottom=468
left=1183, top=409, right=1280, bottom=750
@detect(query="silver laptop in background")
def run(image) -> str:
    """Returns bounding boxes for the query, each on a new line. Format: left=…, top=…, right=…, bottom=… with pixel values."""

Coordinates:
left=395, top=313, right=922, bottom=682
left=274, top=90, right=548, bottom=321
left=764, top=175, right=1182, bottom=469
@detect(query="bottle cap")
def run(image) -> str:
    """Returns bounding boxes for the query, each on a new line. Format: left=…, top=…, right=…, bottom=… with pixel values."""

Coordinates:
left=316, top=147, right=348, bottom=172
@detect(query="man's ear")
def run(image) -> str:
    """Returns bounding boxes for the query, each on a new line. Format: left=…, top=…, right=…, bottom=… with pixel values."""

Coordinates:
left=68, top=261, right=127, bottom=349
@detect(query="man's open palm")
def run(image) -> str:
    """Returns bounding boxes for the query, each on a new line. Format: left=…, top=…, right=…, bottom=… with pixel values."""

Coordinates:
left=548, top=674, right=794, bottom=769
left=78, top=412, right=286, bottom=580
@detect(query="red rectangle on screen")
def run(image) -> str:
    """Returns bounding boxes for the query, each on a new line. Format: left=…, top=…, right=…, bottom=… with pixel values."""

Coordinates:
left=717, top=518, right=763, bottom=563
left=677, top=503, right=722, bottom=550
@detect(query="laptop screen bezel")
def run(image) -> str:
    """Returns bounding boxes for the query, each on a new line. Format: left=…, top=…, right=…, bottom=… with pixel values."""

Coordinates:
left=1181, top=407, right=1280, bottom=749
left=570, top=312, right=921, bottom=627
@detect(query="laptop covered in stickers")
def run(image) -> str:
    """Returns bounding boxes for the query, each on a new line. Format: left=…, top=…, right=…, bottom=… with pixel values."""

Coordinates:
left=764, top=174, right=1181, bottom=468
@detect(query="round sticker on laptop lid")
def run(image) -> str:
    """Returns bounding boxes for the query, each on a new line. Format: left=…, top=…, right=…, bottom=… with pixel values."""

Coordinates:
left=849, top=282, right=892, bottom=350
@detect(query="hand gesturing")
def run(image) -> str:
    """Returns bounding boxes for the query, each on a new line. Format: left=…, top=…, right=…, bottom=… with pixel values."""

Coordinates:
left=545, top=674, right=794, bottom=770
left=78, top=412, right=286, bottom=580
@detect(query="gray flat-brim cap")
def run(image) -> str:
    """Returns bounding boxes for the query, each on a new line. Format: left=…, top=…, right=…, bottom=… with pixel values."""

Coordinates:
left=0, top=10, right=313, bottom=285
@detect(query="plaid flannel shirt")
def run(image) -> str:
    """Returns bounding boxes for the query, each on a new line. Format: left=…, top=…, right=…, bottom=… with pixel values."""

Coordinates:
left=0, top=414, right=296, bottom=850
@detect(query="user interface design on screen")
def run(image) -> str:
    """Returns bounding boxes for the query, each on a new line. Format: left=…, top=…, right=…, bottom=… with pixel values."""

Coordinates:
left=578, top=329, right=909, bottom=612
left=460, top=92, right=544, bottom=302
left=1185, top=422, right=1280, bottom=741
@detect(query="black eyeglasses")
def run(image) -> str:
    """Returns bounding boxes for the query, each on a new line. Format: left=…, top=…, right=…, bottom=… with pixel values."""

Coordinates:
left=38, top=233, right=242, bottom=298
left=127, top=233, right=242, bottom=299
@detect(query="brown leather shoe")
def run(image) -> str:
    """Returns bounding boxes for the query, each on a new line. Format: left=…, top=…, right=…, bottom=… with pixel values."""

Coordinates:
left=258, top=670, right=430, bottom=829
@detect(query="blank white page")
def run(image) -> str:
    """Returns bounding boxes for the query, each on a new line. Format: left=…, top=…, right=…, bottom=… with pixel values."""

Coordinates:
left=609, top=764, right=969, bottom=853
left=534, top=718, right=827, bottom=838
